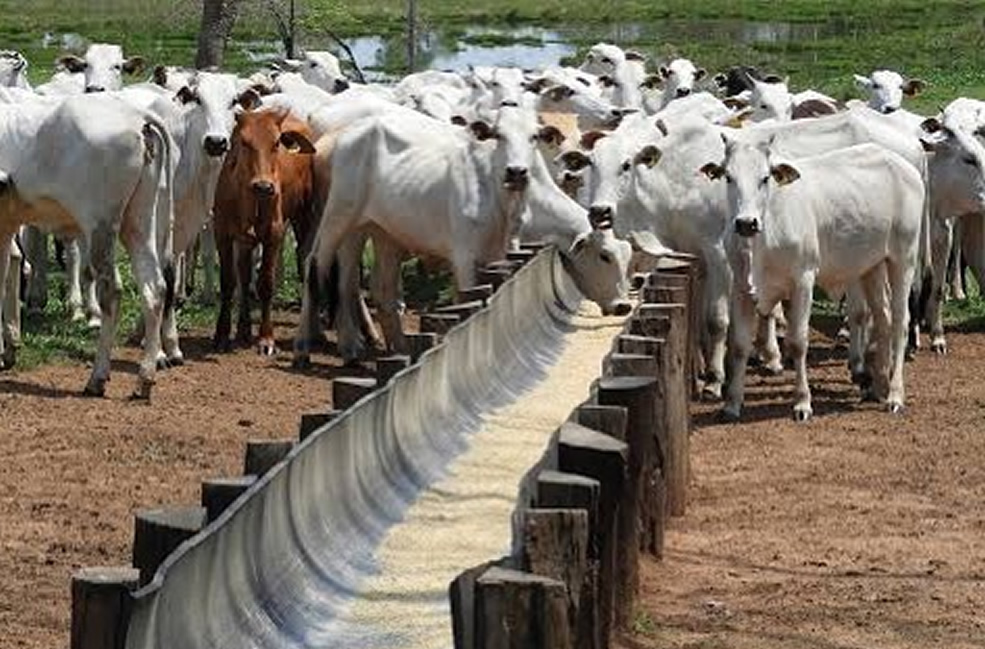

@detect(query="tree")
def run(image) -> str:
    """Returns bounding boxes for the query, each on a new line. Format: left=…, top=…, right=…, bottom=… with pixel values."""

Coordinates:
left=195, top=0, right=243, bottom=69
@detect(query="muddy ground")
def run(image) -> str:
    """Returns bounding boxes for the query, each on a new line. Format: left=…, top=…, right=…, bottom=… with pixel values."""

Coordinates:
left=1, top=313, right=983, bottom=649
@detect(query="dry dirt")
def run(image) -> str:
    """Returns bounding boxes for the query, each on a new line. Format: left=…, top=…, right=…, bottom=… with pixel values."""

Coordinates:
left=619, top=325, right=985, bottom=649
left=2, top=310, right=984, bottom=649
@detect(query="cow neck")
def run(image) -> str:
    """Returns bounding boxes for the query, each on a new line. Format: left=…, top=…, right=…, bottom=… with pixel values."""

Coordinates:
left=468, top=137, right=529, bottom=263
left=523, top=149, right=589, bottom=249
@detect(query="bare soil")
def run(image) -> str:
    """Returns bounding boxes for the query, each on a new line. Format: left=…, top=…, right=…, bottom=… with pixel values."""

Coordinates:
left=619, top=324, right=985, bottom=649
left=2, top=311, right=984, bottom=649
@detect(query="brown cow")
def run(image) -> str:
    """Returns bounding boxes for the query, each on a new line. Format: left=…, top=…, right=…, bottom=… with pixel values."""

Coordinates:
left=212, top=109, right=316, bottom=355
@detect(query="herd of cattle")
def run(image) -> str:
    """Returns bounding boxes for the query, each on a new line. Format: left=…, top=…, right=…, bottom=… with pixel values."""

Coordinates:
left=0, top=41, right=982, bottom=421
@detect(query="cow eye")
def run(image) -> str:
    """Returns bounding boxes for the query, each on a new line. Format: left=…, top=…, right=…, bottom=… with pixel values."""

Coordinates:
left=962, top=155, right=978, bottom=167
left=760, top=176, right=770, bottom=187
left=600, top=251, right=613, bottom=264
left=621, top=160, right=631, bottom=172
left=725, top=173, right=734, bottom=184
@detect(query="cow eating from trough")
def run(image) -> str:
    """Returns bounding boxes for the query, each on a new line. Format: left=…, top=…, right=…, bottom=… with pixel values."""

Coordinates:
left=293, top=104, right=633, bottom=367
left=213, top=108, right=317, bottom=356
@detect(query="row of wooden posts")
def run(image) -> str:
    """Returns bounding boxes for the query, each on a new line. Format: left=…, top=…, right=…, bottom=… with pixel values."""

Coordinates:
left=448, top=256, right=698, bottom=649
left=68, top=247, right=700, bottom=649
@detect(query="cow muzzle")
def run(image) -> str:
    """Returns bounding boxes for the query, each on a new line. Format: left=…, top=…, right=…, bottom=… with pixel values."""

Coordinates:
left=333, top=79, right=350, bottom=93
left=602, top=301, right=633, bottom=317
left=252, top=180, right=276, bottom=197
left=85, top=85, right=105, bottom=94
left=734, top=217, right=761, bottom=238
left=675, top=87, right=692, bottom=98
left=204, top=135, right=229, bottom=157
left=588, top=204, right=614, bottom=229
left=881, top=105, right=898, bottom=114
left=503, top=166, right=529, bottom=191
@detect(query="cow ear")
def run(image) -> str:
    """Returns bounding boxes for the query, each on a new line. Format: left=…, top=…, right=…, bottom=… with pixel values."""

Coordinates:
left=598, top=75, right=618, bottom=88
left=921, top=117, right=942, bottom=134
left=537, top=125, right=565, bottom=146
left=238, top=88, right=262, bottom=111
left=723, top=96, right=749, bottom=110
left=175, top=86, right=198, bottom=105
left=57, top=55, right=86, bottom=74
left=280, top=130, right=316, bottom=154
left=152, top=65, right=168, bottom=87
left=659, top=66, right=671, bottom=79
left=558, top=150, right=592, bottom=171
left=580, top=130, right=608, bottom=150
left=625, top=50, right=647, bottom=63
left=633, top=145, right=662, bottom=168
left=713, top=72, right=727, bottom=88
left=654, top=119, right=668, bottom=137
left=699, top=162, right=725, bottom=180
left=122, top=56, right=145, bottom=75
left=771, top=163, right=801, bottom=186
left=853, top=74, right=873, bottom=89
left=640, top=74, right=662, bottom=90
left=762, top=74, right=785, bottom=84
left=694, top=68, right=707, bottom=82
left=469, top=120, right=498, bottom=141
left=902, top=78, right=926, bottom=97
left=523, top=77, right=551, bottom=93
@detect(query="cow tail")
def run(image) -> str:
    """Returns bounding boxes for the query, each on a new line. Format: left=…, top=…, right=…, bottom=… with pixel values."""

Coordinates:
left=142, top=117, right=176, bottom=314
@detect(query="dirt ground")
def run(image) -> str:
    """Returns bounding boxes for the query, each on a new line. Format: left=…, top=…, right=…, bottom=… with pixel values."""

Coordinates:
left=620, top=325, right=985, bottom=649
left=2, top=311, right=984, bottom=649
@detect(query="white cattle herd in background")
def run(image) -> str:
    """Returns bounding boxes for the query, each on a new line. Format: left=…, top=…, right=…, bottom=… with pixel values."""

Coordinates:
left=0, top=40, right=982, bottom=421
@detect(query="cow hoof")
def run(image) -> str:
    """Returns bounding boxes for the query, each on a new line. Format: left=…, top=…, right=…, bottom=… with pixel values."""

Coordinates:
left=87, top=316, right=102, bottom=330
left=762, top=360, right=783, bottom=376
left=83, top=379, right=107, bottom=398
left=931, top=339, right=947, bottom=355
left=167, top=355, right=185, bottom=367
left=836, top=327, right=851, bottom=344
left=700, top=383, right=722, bottom=402
left=718, top=406, right=741, bottom=423
left=1, top=347, right=16, bottom=370
left=859, top=387, right=880, bottom=403
left=792, top=406, right=813, bottom=422
left=886, top=401, right=904, bottom=414
left=257, top=340, right=277, bottom=357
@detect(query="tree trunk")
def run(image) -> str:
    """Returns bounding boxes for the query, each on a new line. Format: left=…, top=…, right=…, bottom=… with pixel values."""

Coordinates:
left=196, top=0, right=242, bottom=69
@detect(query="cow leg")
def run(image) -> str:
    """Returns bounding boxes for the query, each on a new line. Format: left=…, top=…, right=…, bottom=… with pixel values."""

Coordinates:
left=844, top=283, right=873, bottom=394
left=83, top=226, right=122, bottom=397
left=0, top=234, right=15, bottom=370
left=124, top=234, right=166, bottom=401
left=235, top=239, right=254, bottom=346
left=753, top=310, right=783, bottom=375
left=885, top=259, right=915, bottom=413
left=859, top=264, right=892, bottom=404
left=371, top=234, right=408, bottom=355
left=213, top=232, right=235, bottom=352
left=77, top=237, right=102, bottom=329
left=256, top=234, right=282, bottom=356
left=23, top=226, right=47, bottom=314
left=335, top=233, right=379, bottom=363
left=722, top=286, right=755, bottom=422
left=294, top=214, right=351, bottom=368
left=200, top=222, right=218, bottom=305
left=924, top=217, right=952, bottom=354
left=786, top=278, right=814, bottom=422
left=700, top=246, right=730, bottom=400
left=947, top=219, right=966, bottom=300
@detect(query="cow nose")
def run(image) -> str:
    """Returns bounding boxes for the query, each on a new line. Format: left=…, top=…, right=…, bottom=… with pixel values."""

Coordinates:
left=588, top=205, right=614, bottom=227
left=675, top=87, right=692, bottom=98
left=85, top=85, right=105, bottom=94
left=734, top=217, right=761, bottom=237
left=882, top=106, right=898, bottom=114
left=504, top=166, right=529, bottom=190
left=252, top=180, right=276, bottom=197
left=333, top=78, right=350, bottom=93
left=203, top=135, right=229, bottom=157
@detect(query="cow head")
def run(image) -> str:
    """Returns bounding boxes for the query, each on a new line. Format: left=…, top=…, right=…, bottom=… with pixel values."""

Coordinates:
left=749, top=77, right=793, bottom=122
left=228, top=109, right=315, bottom=207
left=470, top=104, right=551, bottom=192
left=176, top=72, right=262, bottom=159
left=564, top=227, right=633, bottom=316
left=58, top=43, right=144, bottom=93
left=297, top=51, right=350, bottom=94
left=921, top=122, right=985, bottom=216
left=700, top=134, right=800, bottom=238
left=581, top=43, right=626, bottom=76
left=537, top=84, right=630, bottom=130
left=854, top=70, right=925, bottom=114
left=658, top=58, right=707, bottom=99
left=0, top=51, right=29, bottom=89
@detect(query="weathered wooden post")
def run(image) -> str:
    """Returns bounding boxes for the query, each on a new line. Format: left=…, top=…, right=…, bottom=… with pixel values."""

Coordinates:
left=419, top=313, right=461, bottom=335
left=557, top=421, right=627, bottom=647
left=474, top=567, right=570, bottom=649
left=70, top=566, right=139, bottom=649
left=475, top=267, right=511, bottom=290
left=405, top=331, right=439, bottom=361
left=132, top=507, right=207, bottom=586
left=298, top=409, right=342, bottom=441
left=436, top=300, right=485, bottom=321
left=376, top=355, right=411, bottom=386
left=457, top=284, right=494, bottom=305
left=597, top=375, right=662, bottom=622
left=201, top=475, right=257, bottom=522
left=243, top=439, right=294, bottom=477
left=332, top=376, right=377, bottom=410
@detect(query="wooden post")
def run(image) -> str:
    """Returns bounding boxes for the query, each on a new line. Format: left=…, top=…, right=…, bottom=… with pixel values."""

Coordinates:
left=638, top=303, right=690, bottom=517
left=475, top=267, right=511, bottom=290
left=201, top=475, right=257, bottom=522
left=376, top=355, right=411, bottom=385
left=419, top=313, right=461, bottom=335
left=606, top=352, right=656, bottom=378
left=457, top=284, right=494, bottom=305
left=332, top=377, right=377, bottom=410
left=70, top=566, right=139, bottom=649
left=597, top=375, right=661, bottom=623
left=436, top=300, right=485, bottom=321
left=506, top=249, right=538, bottom=265
left=651, top=259, right=701, bottom=400
left=557, top=422, right=627, bottom=648
left=405, top=332, right=438, bottom=361
left=132, top=507, right=207, bottom=586
left=523, top=509, right=589, bottom=649
left=243, top=439, right=294, bottom=477
left=450, top=559, right=504, bottom=649
left=575, top=404, right=628, bottom=442
left=298, top=410, right=342, bottom=441
left=475, top=567, right=570, bottom=649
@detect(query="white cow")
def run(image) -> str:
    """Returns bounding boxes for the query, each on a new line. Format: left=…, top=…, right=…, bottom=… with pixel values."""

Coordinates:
left=0, top=94, right=173, bottom=399
left=294, top=104, right=633, bottom=365
left=854, top=69, right=926, bottom=115
left=56, top=43, right=145, bottom=93
left=651, top=58, right=707, bottom=109
left=0, top=51, right=30, bottom=89
left=700, top=138, right=924, bottom=420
